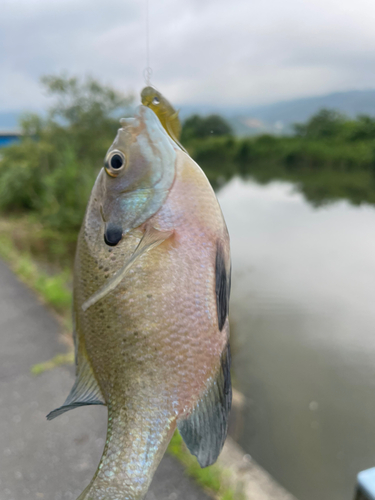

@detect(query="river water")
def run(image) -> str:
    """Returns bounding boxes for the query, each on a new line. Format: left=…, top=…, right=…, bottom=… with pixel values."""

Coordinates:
left=218, top=178, right=375, bottom=500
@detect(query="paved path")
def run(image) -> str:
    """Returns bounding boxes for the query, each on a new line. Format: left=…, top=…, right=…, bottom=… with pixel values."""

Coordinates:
left=0, top=260, right=211, bottom=500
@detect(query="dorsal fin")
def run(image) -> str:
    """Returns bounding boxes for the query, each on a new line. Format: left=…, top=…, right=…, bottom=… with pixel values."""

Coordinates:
left=46, top=351, right=105, bottom=420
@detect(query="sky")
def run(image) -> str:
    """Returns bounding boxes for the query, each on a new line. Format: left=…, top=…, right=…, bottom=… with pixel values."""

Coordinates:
left=2, top=0, right=375, bottom=112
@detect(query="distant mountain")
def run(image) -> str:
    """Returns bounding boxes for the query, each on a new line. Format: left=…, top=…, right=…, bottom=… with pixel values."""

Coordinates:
left=2, top=90, right=375, bottom=136
left=179, top=90, right=375, bottom=136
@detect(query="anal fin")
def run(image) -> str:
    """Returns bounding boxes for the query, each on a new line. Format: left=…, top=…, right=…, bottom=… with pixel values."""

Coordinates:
left=47, top=352, right=105, bottom=420
left=177, top=343, right=232, bottom=467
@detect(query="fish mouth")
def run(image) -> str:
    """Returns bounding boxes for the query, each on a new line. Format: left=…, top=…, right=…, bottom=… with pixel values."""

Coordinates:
left=104, top=224, right=123, bottom=246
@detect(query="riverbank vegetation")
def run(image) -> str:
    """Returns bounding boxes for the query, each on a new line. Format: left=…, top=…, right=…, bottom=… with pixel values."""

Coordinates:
left=1, top=75, right=375, bottom=298
left=1, top=75, right=375, bottom=291
left=2, top=79, right=375, bottom=253
left=186, top=109, right=375, bottom=205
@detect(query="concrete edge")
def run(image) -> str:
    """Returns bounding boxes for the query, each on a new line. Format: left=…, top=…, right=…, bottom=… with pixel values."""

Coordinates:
left=217, top=437, right=298, bottom=500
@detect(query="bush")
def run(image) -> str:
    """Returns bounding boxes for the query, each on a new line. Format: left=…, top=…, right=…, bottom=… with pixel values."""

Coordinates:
left=0, top=75, right=133, bottom=232
left=182, top=114, right=233, bottom=142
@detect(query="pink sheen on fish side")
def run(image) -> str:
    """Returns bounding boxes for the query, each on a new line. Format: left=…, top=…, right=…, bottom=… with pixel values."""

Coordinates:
left=47, top=103, right=231, bottom=500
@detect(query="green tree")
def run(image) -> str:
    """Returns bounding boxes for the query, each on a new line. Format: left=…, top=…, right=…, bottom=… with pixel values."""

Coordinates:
left=0, top=75, right=133, bottom=231
left=293, top=109, right=346, bottom=139
left=181, top=114, right=232, bottom=142
left=41, top=75, right=133, bottom=166
left=348, top=115, right=375, bottom=141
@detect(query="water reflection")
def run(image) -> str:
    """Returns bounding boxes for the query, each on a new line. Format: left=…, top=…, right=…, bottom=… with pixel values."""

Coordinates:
left=218, top=178, right=375, bottom=500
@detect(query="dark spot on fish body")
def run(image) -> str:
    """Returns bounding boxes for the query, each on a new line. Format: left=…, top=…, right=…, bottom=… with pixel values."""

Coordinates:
left=215, top=241, right=230, bottom=331
left=104, top=225, right=123, bottom=246
left=147, top=294, right=152, bottom=299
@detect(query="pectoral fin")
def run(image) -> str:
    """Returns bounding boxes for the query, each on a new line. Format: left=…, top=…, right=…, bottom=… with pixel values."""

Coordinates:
left=82, top=225, right=173, bottom=311
left=177, top=343, right=232, bottom=467
left=46, top=352, right=105, bottom=420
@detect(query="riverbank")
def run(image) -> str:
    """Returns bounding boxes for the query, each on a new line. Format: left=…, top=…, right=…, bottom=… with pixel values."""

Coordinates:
left=219, top=437, right=297, bottom=500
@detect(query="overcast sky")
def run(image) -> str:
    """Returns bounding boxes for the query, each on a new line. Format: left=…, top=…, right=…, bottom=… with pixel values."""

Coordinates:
left=2, top=0, right=375, bottom=111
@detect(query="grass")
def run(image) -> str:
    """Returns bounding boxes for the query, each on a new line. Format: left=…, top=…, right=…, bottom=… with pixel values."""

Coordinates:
left=168, top=431, right=240, bottom=500
left=31, top=352, right=75, bottom=375
left=0, top=215, right=239, bottom=500
left=0, top=220, right=72, bottom=329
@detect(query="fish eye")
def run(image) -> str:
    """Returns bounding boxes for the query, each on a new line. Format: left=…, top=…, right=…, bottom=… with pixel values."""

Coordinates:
left=105, top=150, right=126, bottom=177
left=152, top=96, right=160, bottom=105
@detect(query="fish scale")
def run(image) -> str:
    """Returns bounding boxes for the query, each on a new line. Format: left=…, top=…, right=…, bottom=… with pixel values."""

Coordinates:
left=48, top=104, right=231, bottom=500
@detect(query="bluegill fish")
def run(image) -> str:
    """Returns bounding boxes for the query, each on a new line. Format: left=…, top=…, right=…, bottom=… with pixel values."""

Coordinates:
left=141, top=86, right=186, bottom=151
left=48, top=105, right=231, bottom=500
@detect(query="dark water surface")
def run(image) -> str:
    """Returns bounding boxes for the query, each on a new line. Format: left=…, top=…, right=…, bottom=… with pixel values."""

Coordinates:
left=218, top=178, right=375, bottom=500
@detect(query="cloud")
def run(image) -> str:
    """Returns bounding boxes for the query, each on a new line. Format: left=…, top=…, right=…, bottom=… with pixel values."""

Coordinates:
left=1, top=0, right=375, bottom=110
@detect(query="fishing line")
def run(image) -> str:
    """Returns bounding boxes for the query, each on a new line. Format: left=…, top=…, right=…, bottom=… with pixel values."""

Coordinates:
left=143, top=0, right=153, bottom=86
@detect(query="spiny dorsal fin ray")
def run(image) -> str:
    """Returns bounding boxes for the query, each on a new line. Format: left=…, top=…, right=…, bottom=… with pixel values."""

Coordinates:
left=177, top=343, right=232, bottom=467
left=46, top=352, right=105, bottom=420
left=82, top=225, right=173, bottom=311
